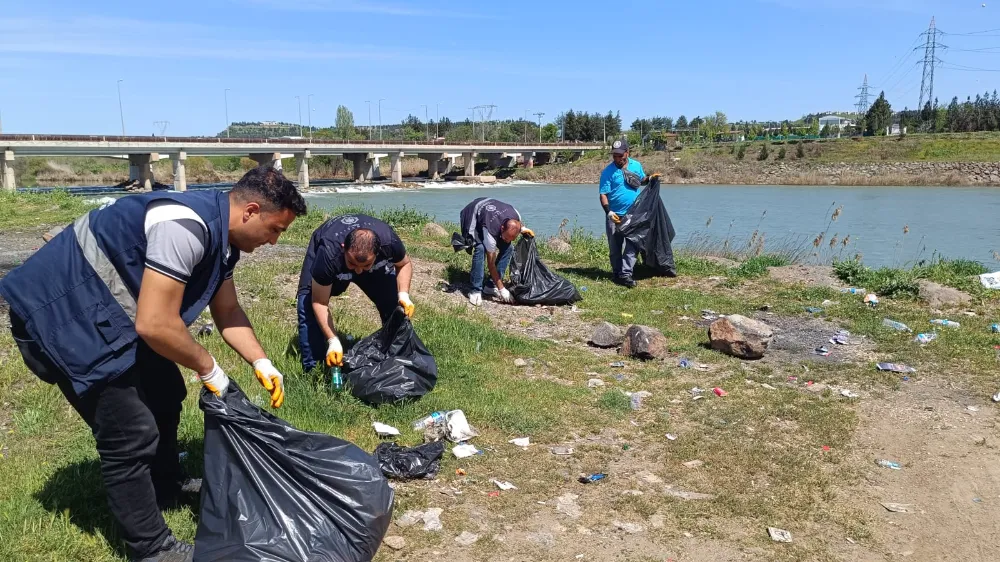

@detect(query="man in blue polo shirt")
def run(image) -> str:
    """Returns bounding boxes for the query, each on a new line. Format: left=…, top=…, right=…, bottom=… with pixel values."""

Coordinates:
left=599, top=138, right=645, bottom=287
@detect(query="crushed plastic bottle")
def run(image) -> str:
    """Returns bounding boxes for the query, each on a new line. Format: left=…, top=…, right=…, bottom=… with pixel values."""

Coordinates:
left=841, top=287, right=867, bottom=295
left=629, top=394, right=643, bottom=410
left=864, top=294, right=879, bottom=308
left=876, top=459, right=902, bottom=470
left=578, top=473, right=607, bottom=484
left=330, top=366, right=343, bottom=392
left=412, top=411, right=449, bottom=431
left=882, top=318, right=912, bottom=332
left=914, top=333, right=938, bottom=344
left=930, top=319, right=960, bottom=328
left=992, top=324, right=1000, bottom=333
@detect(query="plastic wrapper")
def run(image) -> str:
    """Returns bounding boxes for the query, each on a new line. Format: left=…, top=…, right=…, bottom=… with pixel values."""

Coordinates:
left=194, top=382, right=394, bottom=562
left=373, top=441, right=445, bottom=480
left=617, top=177, right=677, bottom=276
left=507, top=237, right=582, bottom=306
left=343, top=306, right=438, bottom=406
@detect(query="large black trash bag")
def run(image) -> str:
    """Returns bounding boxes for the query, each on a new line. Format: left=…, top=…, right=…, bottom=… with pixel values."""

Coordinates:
left=451, top=232, right=474, bottom=254
left=343, top=306, right=438, bottom=406
left=194, top=382, right=394, bottom=562
left=617, top=177, right=677, bottom=276
left=508, top=237, right=582, bottom=306
left=374, top=441, right=445, bottom=480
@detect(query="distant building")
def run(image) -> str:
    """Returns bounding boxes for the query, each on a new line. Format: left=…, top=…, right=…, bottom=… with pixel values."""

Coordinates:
left=818, top=115, right=855, bottom=130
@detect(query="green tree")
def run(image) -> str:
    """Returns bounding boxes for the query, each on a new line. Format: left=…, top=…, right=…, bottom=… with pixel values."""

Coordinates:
left=736, top=143, right=747, bottom=160
left=541, top=123, right=559, bottom=142
left=335, top=105, right=355, bottom=140
left=758, top=143, right=769, bottom=161
left=820, top=123, right=832, bottom=138
left=777, top=146, right=786, bottom=160
left=809, top=119, right=820, bottom=136
left=796, top=142, right=805, bottom=158
left=865, top=91, right=893, bottom=135
left=780, top=121, right=790, bottom=137
left=676, top=115, right=688, bottom=129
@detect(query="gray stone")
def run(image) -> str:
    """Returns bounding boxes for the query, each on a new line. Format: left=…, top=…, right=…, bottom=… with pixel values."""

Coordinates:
left=613, top=521, right=645, bottom=534
left=546, top=237, right=572, bottom=254
left=421, top=222, right=449, bottom=238
left=917, top=280, right=973, bottom=309
left=708, top=315, right=774, bottom=360
left=514, top=358, right=528, bottom=367
left=589, top=322, right=624, bottom=348
left=422, top=507, right=444, bottom=532
left=556, top=493, right=582, bottom=518
left=663, top=486, right=716, bottom=500
left=620, top=325, right=668, bottom=360
left=396, top=510, right=423, bottom=528
left=383, top=536, right=406, bottom=550
left=455, top=531, right=480, bottom=546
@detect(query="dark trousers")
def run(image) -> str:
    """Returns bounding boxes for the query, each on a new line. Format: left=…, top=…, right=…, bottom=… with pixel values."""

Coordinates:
left=297, top=271, right=399, bottom=371
left=10, top=312, right=186, bottom=559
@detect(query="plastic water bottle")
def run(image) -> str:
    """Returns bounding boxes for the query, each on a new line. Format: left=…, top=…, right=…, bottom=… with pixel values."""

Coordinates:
left=841, top=287, right=866, bottom=294
left=412, top=411, right=448, bottom=431
left=882, top=318, right=912, bottom=332
left=330, top=366, right=343, bottom=392
left=930, top=319, right=960, bottom=328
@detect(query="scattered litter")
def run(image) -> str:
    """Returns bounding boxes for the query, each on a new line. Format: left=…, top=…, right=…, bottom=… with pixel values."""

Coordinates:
left=788, top=376, right=798, bottom=382
left=610, top=361, right=626, bottom=368
left=614, top=374, right=626, bottom=381
left=992, top=324, right=1000, bottom=333
left=621, top=313, right=633, bottom=319
left=678, top=315, right=691, bottom=321
left=690, top=387, right=705, bottom=396
left=665, top=434, right=678, bottom=441
left=682, top=459, right=704, bottom=469
left=452, top=443, right=480, bottom=459
left=612, top=521, right=644, bottom=534
left=821, top=300, right=838, bottom=306
left=446, top=410, right=479, bottom=442
left=979, top=271, right=1000, bottom=289
left=578, top=473, right=607, bottom=484
left=664, top=487, right=715, bottom=501
left=822, top=445, right=831, bottom=452
left=840, top=389, right=859, bottom=398
left=629, top=394, right=643, bottom=410
left=456, top=468, right=466, bottom=476
left=767, top=527, right=793, bottom=543
left=372, top=422, right=400, bottom=437
left=395, top=510, right=423, bottom=528
left=805, top=307, right=823, bottom=314
left=556, top=493, right=582, bottom=518
left=847, top=538, right=856, bottom=544
left=678, top=358, right=691, bottom=368
left=422, top=508, right=444, bottom=532
left=514, top=358, right=528, bottom=367
left=761, top=383, right=777, bottom=390
left=587, top=378, right=605, bottom=388
left=881, top=502, right=912, bottom=513
left=876, top=459, right=902, bottom=470
left=841, top=287, right=866, bottom=294
left=712, top=387, right=727, bottom=397
left=877, top=363, right=916, bottom=374
left=974, top=497, right=983, bottom=503
left=375, top=441, right=445, bottom=480
left=993, top=391, right=1000, bottom=402
left=492, top=480, right=517, bottom=491
left=967, top=405, right=979, bottom=412
left=882, top=319, right=912, bottom=332
left=650, top=309, right=664, bottom=315
left=864, top=294, right=879, bottom=308
left=509, top=437, right=530, bottom=448
left=695, top=363, right=710, bottom=372
left=903, top=375, right=910, bottom=381
left=178, top=451, right=189, bottom=461
left=196, top=322, right=214, bottom=337
left=701, top=309, right=718, bottom=320
left=815, top=346, right=831, bottom=357
left=830, top=330, right=850, bottom=345
left=550, top=446, right=574, bottom=456
left=914, top=333, right=937, bottom=344
left=454, top=531, right=479, bottom=546
left=580, top=286, right=587, bottom=292
left=487, top=491, right=500, bottom=498
left=930, top=319, right=960, bottom=328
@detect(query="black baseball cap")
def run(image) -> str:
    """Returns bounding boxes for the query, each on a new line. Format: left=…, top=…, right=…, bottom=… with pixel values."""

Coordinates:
left=611, top=138, right=629, bottom=155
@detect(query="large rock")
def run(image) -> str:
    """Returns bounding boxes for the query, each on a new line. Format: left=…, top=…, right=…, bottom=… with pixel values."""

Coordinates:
left=917, top=280, right=973, bottom=309
left=546, top=237, right=572, bottom=254
left=589, top=322, right=624, bottom=348
left=708, top=315, right=773, bottom=360
left=421, top=222, right=449, bottom=238
left=620, top=325, right=668, bottom=360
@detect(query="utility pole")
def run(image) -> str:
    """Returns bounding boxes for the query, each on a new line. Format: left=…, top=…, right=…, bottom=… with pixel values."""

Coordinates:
left=534, top=112, right=545, bottom=142
left=855, top=74, right=871, bottom=118
left=524, top=109, right=529, bottom=142
left=116, top=79, right=126, bottom=136
left=154, top=121, right=169, bottom=137
left=378, top=98, right=385, bottom=141
left=436, top=104, right=440, bottom=138
left=365, top=100, right=372, bottom=140
left=307, top=94, right=314, bottom=142
left=917, top=16, right=946, bottom=111
left=469, top=107, right=475, bottom=140
left=295, top=96, right=302, bottom=137
left=224, top=88, right=231, bottom=138
left=421, top=104, right=429, bottom=140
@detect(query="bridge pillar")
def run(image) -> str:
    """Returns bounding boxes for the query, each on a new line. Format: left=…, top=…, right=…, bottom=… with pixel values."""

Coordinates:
left=128, top=153, right=158, bottom=191
left=1, top=150, right=14, bottom=192
left=172, top=151, right=187, bottom=191
left=535, top=152, right=553, bottom=165
left=496, top=154, right=515, bottom=168
left=418, top=153, right=445, bottom=180
left=462, top=152, right=477, bottom=176
left=390, top=152, right=404, bottom=183
left=249, top=152, right=281, bottom=171
left=297, top=149, right=311, bottom=190
left=443, top=157, right=455, bottom=176
left=569, top=150, right=584, bottom=162
left=521, top=152, right=534, bottom=168
left=347, top=153, right=374, bottom=182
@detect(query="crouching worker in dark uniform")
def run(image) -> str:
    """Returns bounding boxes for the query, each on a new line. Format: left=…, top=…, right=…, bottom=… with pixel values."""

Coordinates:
left=0, top=165, right=306, bottom=562
left=454, top=198, right=533, bottom=306
left=296, top=214, right=413, bottom=372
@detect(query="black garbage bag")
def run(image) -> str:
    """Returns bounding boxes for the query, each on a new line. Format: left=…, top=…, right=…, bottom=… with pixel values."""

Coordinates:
left=617, top=177, right=677, bottom=276
left=374, top=441, right=445, bottom=480
left=343, top=306, right=438, bottom=406
left=194, top=382, right=394, bottom=562
left=508, top=237, right=582, bottom=306
left=451, top=231, right=474, bottom=254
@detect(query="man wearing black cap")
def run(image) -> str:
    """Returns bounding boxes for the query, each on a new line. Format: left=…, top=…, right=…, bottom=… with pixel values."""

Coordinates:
left=599, top=138, right=646, bottom=287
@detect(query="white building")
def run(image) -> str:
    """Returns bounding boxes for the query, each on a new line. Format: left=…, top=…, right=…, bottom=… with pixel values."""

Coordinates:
left=818, top=115, right=855, bottom=130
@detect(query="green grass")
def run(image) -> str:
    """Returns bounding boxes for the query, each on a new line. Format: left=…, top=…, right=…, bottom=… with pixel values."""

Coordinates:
left=0, top=190, right=96, bottom=229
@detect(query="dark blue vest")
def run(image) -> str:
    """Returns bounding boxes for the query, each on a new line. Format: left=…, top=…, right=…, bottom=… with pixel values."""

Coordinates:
left=0, top=190, right=238, bottom=396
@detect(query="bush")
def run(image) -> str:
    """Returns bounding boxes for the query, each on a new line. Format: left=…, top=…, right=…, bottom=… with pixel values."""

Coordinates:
left=758, top=144, right=770, bottom=161
left=736, top=144, right=747, bottom=160
left=777, top=147, right=786, bottom=160
left=796, top=142, right=805, bottom=158
left=832, top=258, right=919, bottom=298
left=730, top=254, right=790, bottom=279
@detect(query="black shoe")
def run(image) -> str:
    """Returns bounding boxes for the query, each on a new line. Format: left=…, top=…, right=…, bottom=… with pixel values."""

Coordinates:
left=135, top=535, right=194, bottom=562
left=614, top=276, right=637, bottom=288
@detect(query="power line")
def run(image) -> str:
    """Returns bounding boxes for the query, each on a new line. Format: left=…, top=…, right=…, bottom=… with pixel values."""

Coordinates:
left=855, top=74, right=871, bottom=116
left=918, top=16, right=947, bottom=110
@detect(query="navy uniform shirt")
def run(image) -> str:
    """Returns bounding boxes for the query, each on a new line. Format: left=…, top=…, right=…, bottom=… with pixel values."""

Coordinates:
left=297, top=214, right=406, bottom=294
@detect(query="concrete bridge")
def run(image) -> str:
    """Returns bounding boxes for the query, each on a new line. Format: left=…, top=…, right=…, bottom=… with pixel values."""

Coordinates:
left=0, top=135, right=604, bottom=191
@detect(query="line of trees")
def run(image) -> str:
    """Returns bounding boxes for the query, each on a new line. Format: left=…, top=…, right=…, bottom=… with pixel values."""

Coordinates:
left=554, top=110, right=622, bottom=142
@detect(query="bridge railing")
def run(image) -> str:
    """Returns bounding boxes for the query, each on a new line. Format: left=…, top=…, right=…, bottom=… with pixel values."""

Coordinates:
left=0, top=134, right=603, bottom=148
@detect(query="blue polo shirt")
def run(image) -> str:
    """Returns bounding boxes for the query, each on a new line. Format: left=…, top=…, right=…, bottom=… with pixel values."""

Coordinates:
left=599, top=158, right=646, bottom=215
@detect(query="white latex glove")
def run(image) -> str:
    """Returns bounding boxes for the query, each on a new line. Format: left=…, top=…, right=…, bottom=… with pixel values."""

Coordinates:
left=499, top=287, right=513, bottom=303
left=200, top=359, right=230, bottom=397
left=326, top=336, right=344, bottom=368
left=469, top=292, right=483, bottom=306
left=607, top=211, right=621, bottom=224
left=252, top=358, right=284, bottom=408
left=398, top=291, right=414, bottom=318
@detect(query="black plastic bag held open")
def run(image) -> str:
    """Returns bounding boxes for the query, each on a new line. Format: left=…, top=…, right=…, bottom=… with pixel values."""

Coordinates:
left=194, top=382, right=394, bottom=562
left=617, top=177, right=677, bottom=276
left=343, top=306, right=438, bottom=406
left=508, top=237, right=582, bottom=306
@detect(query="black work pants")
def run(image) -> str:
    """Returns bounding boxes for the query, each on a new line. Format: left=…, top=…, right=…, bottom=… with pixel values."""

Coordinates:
left=10, top=311, right=186, bottom=559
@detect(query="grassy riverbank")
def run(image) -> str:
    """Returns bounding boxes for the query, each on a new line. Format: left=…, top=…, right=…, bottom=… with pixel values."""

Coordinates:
left=1, top=196, right=999, bottom=560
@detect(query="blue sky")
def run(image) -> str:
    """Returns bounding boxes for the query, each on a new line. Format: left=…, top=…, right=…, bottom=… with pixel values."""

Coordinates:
left=2, top=0, right=999, bottom=135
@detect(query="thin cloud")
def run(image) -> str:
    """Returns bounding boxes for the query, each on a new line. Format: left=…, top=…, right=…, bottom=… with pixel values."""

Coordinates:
left=0, top=17, right=415, bottom=61
left=240, top=0, right=487, bottom=18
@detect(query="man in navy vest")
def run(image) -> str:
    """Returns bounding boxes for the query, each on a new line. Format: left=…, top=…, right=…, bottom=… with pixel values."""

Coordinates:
left=454, top=198, right=534, bottom=306
left=1, top=165, right=306, bottom=562
left=296, top=214, right=413, bottom=372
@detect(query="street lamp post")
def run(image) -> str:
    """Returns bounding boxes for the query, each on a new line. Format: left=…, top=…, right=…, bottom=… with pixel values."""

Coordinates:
left=116, top=79, right=125, bottom=136
left=421, top=104, right=429, bottom=140
left=365, top=100, right=372, bottom=140
left=307, top=94, right=314, bottom=142
left=224, top=88, right=231, bottom=138
left=524, top=109, right=529, bottom=142
left=378, top=98, right=385, bottom=141
left=295, top=96, right=302, bottom=137
left=436, top=104, right=440, bottom=138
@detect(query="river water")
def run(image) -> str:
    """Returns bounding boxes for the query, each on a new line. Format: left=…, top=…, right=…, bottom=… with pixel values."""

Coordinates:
left=303, top=182, right=1000, bottom=268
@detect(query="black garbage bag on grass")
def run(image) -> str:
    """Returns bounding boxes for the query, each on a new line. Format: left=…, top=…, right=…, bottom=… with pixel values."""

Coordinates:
left=508, top=237, right=582, bottom=306
left=194, top=382, right=394, bottom=562
left=617, top=177, right=677, bottom=276
left=374, top=441, right=445, bottom=480
left=343, top=306, right=438, bottom=406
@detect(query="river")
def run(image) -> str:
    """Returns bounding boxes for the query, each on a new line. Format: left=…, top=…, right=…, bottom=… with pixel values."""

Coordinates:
left=303, top=182, right=1000, bottom=268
